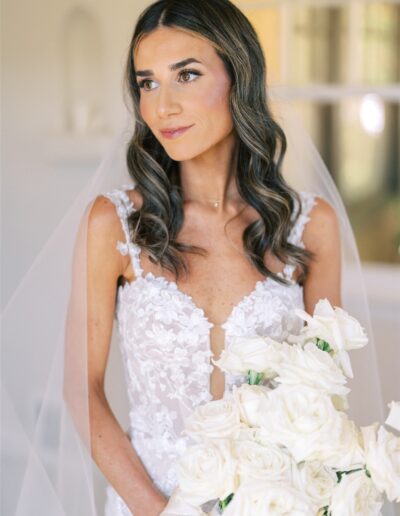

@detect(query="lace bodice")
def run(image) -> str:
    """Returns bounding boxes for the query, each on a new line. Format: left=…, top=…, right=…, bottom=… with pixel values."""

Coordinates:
left=103, top=184, right=318, bottom=515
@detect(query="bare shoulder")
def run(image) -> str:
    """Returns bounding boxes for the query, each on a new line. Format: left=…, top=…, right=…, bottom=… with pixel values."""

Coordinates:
left=85, top=187, right=143, bottom=276
left=87, top=194, right=125, bottom=241
left=88, top=184, right=143, bottom=228
left=85, top=194, right=127, bottom=279
left=302, top=194, right=341, bottom=253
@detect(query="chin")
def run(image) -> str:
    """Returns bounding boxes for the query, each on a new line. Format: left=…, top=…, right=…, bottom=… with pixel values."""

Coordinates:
left=162, top=146, right=203, bottom=162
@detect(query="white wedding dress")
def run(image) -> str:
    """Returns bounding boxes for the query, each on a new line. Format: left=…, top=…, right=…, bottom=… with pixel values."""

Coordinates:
left=102, top=184, right=317, bottom=515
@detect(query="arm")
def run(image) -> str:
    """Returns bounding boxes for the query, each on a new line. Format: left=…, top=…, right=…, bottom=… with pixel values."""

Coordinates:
left=65, top=195, right=168, bottom=516
left=301, top=196, right=342, bottom=314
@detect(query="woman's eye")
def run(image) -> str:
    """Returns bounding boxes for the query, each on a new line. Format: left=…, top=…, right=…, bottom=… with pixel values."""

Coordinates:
left=178, top=69, right=200, bottom=83
left=138, top=69, right=201, bottom=91
left=138, top=79, right=154, bottom=91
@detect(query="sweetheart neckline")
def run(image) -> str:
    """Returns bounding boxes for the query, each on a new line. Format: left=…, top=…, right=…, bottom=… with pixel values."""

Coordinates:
left=118, top=270, right=300, bottom=329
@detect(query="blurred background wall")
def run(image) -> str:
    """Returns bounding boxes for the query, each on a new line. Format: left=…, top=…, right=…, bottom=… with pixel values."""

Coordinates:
left=1, top=0, right=399, bottom=514
left=1, top=0, right=151, bottom=308
left=240, top=0, right=400, bottom=424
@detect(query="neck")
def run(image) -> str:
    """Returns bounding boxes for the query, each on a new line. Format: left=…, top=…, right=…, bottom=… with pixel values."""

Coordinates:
left=179, top=134, right=241, bottom=212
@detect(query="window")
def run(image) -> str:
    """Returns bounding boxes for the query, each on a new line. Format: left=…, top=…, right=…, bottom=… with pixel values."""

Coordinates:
left=242, top=1, right=400, bottom=263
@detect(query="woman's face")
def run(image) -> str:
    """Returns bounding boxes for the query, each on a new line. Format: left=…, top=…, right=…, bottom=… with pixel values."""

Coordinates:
left=133, top=26, right=234, bottom=161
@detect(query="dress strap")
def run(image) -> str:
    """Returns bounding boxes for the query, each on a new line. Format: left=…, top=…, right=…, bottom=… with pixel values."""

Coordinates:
left=282, top=190, right=318, bottom=282
left=102, top=184, right=144, bottom=279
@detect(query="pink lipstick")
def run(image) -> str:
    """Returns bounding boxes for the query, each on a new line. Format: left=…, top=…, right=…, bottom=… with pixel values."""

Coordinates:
left=160, top=124, right=194, bottom=139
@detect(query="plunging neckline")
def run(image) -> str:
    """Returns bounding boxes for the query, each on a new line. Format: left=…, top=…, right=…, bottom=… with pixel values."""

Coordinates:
left=114, top=184, right=301, bottom=328
left=118, top=269, right=296, bottom=330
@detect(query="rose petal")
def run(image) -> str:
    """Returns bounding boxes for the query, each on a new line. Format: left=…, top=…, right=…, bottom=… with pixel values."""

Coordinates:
left=385, top=400, right=400, bottom=432
left=160, top=488, right=207, bottom=515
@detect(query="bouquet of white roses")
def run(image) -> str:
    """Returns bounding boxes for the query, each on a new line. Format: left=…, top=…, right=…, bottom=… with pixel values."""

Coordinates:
left=161, top=299, right=400, bottom=516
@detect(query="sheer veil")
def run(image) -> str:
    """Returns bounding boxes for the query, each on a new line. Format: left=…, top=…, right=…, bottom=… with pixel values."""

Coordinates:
left=1, top=88, right=391, bottom=515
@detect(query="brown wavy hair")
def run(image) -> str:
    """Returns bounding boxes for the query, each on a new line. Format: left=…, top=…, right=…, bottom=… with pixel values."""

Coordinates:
left=122, top=0, right=316, bottom=285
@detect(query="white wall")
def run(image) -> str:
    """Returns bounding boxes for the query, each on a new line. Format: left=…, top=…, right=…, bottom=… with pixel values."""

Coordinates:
left=1, top=0, right=150, bottom=309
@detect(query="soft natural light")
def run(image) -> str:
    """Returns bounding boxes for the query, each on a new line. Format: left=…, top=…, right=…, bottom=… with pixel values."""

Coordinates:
left=359, top=94, right=385, bottom=136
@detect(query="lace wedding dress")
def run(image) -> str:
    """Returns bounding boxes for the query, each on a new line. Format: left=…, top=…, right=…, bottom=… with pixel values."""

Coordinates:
left=102, top=184, right=317, bottom=515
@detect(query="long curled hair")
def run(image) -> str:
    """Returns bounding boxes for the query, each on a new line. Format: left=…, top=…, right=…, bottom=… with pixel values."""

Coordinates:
left=123, top=0, right=315, bottom=285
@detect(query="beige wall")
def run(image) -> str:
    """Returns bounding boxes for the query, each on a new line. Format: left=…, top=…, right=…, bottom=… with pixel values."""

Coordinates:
left=1, top=0, right=150, bottom=308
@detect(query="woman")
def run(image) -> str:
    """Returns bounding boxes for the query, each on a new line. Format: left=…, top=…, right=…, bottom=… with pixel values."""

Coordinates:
left=82, top=1, right=340, bottom=514
left=3, top=1, right=384, bottom=515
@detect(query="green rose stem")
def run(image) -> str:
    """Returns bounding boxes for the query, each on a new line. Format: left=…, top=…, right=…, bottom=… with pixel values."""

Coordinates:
left=336, top=465, right=370, bottom=483
left=218, top=493, right=234, bottom=512
left=321, top=467, right=370, bottom=516
left=247, top=370, right=265, bottom=385
left=320, top=505, right=330, bottom=516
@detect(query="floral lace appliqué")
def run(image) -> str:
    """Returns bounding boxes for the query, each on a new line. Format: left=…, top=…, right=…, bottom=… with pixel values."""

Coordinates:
left=102, top=186, right=318, bottom=514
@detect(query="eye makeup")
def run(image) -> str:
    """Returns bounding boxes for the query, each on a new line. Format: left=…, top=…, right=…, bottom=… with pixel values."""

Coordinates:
left=138, top=69, right=203, bottom=91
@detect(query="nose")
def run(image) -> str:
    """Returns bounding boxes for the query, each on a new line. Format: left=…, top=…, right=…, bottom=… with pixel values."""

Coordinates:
left=156, top=85, right=181, bottom=118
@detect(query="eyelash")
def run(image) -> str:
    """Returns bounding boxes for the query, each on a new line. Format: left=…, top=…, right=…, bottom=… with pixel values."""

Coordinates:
left=138, top=69, right=202, bottom=91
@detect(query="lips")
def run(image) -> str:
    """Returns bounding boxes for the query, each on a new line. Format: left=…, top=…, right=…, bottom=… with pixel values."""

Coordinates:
left=160, top=124, right=194, bottom=139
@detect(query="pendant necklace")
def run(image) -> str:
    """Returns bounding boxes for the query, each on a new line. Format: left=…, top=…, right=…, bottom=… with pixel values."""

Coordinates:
left=183, top=198, right=231, bottom=208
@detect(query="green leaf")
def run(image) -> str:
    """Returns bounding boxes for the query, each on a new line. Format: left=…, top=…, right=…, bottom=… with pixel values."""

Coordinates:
left=218, top=493, right=234, bottom=512
left=247, top=370, right=265, bottom=385
left=336, top=466, right=364, bottom=483
left=316, top=338, right=332, bottom=352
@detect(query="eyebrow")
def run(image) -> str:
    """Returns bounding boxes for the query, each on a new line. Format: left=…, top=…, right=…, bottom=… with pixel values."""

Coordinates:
left=135, top=57, right=203, bottom=77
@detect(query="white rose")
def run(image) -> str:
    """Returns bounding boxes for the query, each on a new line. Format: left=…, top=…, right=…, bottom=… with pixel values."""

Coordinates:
left=361, top=422, right=400, bottom=502
left=182, top=397, right=244, bottom=443
left=233, top=438, right=294, bottom=485
left=385, top=400, right=400, bottom=432
left=249, top=426, right=293, bottom=449
left=212, top=336, right=284, bottom=378
left=258, top=384, right=363, bottom=467
left=331, top=393, right=349, bottom=411
left=323, top=416, right=364, bottom=470
left=231, top=383, right=270, bottom=427
left=288, top=298, right=368, bottom=378
left=273, top=341, right=350, bottom=398
left=160, top=487, right=207, bottom=515
left=335, top=305, right=369, bottom=349
left=236, top=425, right=300, bottom=470
left=295, top=460, right=337, bottom=509
left=175, top=440, right=237, bottom=506
left=235, top=426, right=283, bottom=449
left=329, top=470, right=383, bottom=516
left=222, top=480, right=317, bottom=516
left=235, top=426, right=261, bottom=442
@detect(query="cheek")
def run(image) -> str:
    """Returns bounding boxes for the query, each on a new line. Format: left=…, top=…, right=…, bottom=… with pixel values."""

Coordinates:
left=206, top=82, right=230, bottom=107
left=193, top=82, right=232, bottom=132
left=192, top=77, right=230, bottom=119
left=186, top=77, right=231, bottom=124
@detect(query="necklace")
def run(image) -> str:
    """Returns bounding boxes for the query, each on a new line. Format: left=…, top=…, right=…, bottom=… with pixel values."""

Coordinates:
left=208, top=199, right=221, bottom=208
left=183, top=197, right=242, bottom=208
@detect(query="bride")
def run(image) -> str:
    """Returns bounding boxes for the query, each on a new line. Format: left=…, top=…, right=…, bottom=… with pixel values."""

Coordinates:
left=84, top=1, right=341, bottom=515
left=2, top=0, right=386, bottom=515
